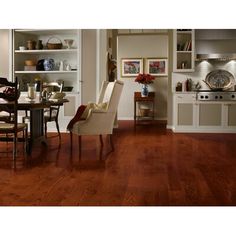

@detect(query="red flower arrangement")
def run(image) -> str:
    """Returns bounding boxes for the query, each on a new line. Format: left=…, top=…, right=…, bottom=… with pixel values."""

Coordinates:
left=135, top=73, right=155, bottom=84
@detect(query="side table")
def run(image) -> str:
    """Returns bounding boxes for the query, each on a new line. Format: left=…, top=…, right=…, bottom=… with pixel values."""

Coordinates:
left=134, top=92, right=155, bottom=128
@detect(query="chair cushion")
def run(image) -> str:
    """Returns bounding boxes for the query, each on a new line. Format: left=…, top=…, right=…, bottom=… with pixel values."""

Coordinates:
left=0, top=123, right=27, bottom=132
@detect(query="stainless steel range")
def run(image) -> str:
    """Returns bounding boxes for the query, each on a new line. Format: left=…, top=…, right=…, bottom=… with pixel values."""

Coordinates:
left=197, top=69, right=236, bottom=101
left=197, top=91, right=236, bottom=101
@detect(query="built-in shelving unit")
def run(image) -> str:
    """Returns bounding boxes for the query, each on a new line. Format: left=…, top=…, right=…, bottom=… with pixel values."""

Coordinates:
left=173, top=29, right=195, bottom=72
left=15, top=71, right=77, bottom=74
left=13, top=29, right=81, bottom=92
left=13, top=29, right=82, bottom=132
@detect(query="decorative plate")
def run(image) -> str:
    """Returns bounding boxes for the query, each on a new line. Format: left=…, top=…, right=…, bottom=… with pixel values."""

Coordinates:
left=205, top=70, right=235, bottom=90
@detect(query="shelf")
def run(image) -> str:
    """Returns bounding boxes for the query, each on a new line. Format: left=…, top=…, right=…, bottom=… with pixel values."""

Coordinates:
left=175, top=69, right=195, bottom=72
left=177, top=31, right=192, bottom=34
left=15, top=71, right=77, bottom=74
left=14, top=29, right=78, bottom=35
left=15, top=49, right=77, bottom=54
left=177, top=51, right=192, bottom=53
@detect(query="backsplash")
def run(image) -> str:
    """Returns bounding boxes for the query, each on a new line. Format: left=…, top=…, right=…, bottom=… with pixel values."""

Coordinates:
left=172, top=60, right=236, bottom=92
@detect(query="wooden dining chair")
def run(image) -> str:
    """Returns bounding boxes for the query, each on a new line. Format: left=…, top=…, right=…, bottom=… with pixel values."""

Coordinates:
left=0, top=77, right=28, bottom=162
left=42, top=82, right=63, bottom=140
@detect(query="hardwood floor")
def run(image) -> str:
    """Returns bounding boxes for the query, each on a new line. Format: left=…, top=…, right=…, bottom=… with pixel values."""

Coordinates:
left=0, top=121, right=236, bottom=206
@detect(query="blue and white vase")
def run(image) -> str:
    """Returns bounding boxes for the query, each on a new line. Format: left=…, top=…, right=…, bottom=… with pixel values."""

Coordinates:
left=43, top=58, right=55, bottom=71
left=141, top=84, right=149, bottom=97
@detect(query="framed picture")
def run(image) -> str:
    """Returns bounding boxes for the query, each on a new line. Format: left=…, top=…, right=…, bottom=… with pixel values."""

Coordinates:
left=121, top=58, right=143, bottom=77
left=146, top=58, right=168, bottom=76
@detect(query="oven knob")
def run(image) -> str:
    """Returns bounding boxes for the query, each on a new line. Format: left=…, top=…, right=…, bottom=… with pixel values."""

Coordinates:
left=220, top=96, right=223, bottom=99
left=215, top=95, right=218, bottom=99
left=205, top=95, right=209, bottom=99
left=232, top=95, right=235, bottom=98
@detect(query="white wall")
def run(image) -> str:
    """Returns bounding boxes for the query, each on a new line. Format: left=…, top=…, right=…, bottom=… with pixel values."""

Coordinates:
left=81, top=29, right=97, bottom=104
left=117, top=34, right=168, bottom=120
left=0, top=29, right=10, bottom=78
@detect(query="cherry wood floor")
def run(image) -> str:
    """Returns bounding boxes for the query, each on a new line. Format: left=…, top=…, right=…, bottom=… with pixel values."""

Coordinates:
left=0, top=121, right=236, bottom=206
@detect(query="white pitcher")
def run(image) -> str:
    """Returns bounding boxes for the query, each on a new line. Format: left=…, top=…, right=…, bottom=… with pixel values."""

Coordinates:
left=59, top=61, right=64, bottom=71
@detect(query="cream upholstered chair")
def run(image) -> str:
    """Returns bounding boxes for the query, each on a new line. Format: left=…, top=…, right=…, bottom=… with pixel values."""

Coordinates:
left=68, top=80, right=124, bottom=158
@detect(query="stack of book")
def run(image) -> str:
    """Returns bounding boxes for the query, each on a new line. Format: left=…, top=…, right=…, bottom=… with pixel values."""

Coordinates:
left=183, top=40, right=192, bottom=51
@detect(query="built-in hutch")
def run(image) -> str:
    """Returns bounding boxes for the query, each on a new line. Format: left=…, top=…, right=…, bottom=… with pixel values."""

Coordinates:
left=12, top=29, right=82, bottom=131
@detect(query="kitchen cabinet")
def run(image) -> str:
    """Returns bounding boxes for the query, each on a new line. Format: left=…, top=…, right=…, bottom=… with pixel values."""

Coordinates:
left=199, top=104, right=221, bottom=126
left=13, top=29, right=82, bottom=132
left=172, top=93, right=236, bottom=133
left=226, top=104, right=236, bottom=126
left=178, top=104, right=193, bottom=126
left=173, top=93, right=197, bottom=131
left=173, top=29, right=195, bottom=72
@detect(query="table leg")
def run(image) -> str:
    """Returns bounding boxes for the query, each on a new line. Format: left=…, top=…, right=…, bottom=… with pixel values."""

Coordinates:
left=28, top=108, right=47, bottom=153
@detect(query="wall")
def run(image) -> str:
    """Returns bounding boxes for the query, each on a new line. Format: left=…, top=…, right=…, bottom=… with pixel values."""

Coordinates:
left=81, top=29, right=97, bottom=104
left=167, top=30, right=173, bottom=128
left=0, top=29, right=10, bottom=78
left=117, top=34, right=168, bottom=120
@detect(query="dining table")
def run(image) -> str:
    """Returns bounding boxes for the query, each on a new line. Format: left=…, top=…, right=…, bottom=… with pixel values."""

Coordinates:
left=17, top=96, right=68, bottom=153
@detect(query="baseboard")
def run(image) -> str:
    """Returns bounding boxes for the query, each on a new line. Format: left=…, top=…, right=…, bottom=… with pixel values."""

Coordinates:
left=118, top=117, right=167, bottom=121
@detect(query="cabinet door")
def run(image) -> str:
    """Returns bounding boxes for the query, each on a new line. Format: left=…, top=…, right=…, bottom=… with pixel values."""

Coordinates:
left=228, top=104, right=236, bottom=126
left=199, top=104, right=221, bottom=126
left=177, top=103, right=193, bottom=125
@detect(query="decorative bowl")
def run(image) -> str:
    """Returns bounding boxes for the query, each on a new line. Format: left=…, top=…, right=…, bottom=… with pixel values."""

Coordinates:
left=25, top=60, right=36, bottom=66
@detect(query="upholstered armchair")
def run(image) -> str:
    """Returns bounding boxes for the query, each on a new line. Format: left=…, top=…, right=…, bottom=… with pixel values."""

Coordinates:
left=68, top=80, right=124, bottom=158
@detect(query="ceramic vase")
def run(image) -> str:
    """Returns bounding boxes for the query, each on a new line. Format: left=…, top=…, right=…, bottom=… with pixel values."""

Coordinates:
left=141, top=84, right=149, bottom=97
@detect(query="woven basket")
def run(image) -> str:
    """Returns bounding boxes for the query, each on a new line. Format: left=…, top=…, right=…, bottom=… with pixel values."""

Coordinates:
left=139, top=108, right=150, bottom=117
left=46, top=37, right=62, bottom=49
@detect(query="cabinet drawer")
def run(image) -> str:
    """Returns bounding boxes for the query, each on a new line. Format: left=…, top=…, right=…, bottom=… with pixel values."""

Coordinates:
left=175, top=93, right=196, bottom=102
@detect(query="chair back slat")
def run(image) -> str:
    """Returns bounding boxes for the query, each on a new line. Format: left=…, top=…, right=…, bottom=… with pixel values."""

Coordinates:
left=0, top=77, right=18, bottom=128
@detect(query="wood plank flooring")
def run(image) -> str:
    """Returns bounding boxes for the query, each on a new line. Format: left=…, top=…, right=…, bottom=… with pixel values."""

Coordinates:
left=0, top=121, right=236, bottom=206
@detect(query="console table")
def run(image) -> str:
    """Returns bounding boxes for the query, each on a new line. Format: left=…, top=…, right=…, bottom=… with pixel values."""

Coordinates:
left=134, top=92, right=155, bottom=128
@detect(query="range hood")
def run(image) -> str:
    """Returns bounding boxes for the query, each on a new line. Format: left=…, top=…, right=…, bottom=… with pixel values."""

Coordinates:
left=195, top=29, right=236, bottom=61
left=196, top=53, right=236, bottom=61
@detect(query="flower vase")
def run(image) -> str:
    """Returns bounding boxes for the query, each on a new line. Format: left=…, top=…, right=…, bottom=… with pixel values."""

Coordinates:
left=141, top=84, right=149, bottom=97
